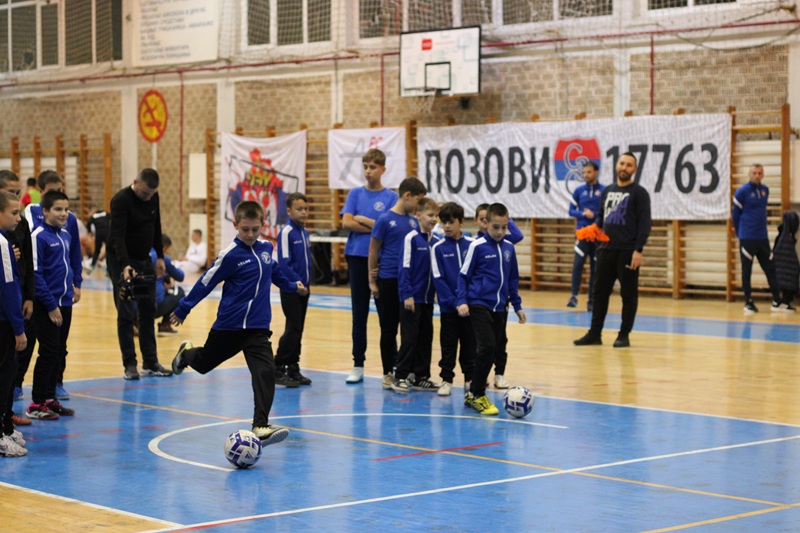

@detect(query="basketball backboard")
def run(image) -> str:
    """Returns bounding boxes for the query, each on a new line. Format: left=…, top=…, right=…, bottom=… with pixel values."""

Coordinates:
left=399, top=26, right=481, bottom=98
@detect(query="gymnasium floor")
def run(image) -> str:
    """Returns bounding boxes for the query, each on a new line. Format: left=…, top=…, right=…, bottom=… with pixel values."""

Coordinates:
left=1, top=278, right=799, bottom=532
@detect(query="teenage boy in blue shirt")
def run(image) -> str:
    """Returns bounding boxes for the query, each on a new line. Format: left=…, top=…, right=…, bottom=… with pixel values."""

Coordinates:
left=340, top=149, right=398, bottom=384
left=275, top=192, right=313, bottom=387
left=0, top=190, right=28, bottom=456
left=431, top=202, right=475, bottom=396
left=26, top=190, right=76, bottom=420
left=392, top=197, right=439, bottom=393
left=170, top=201, right=307, bottom=445
left=457, top=203, right=527, bottom=416
left=369, top=177, right=427, bottom=389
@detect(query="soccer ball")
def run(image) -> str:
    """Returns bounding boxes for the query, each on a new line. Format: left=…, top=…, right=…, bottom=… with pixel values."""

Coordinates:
left=224, top=430, right=263, bottom=469
left=503, top=386, right=534, bottom=418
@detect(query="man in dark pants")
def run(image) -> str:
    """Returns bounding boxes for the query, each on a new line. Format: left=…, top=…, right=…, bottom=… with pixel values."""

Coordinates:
left=732, top=164, right=782, bottom=314
left=107, top=168, right=172, bottom=379
left=574, top=152, right=652, bottom=348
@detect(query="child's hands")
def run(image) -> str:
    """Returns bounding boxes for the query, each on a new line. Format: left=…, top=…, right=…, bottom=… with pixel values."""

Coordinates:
left=49, top=308, right=63, bottom=327
left=296, top=281, right=309, bottom=296
left=404, top=297, right=415, bottom=312
left=516, top=309, right=527, bottom=325
left=369, top=280, right=379, bottom=298
left=457, top=304, right=469, bottom=317
left=169, top=312, right=184, bottom=326
left=15, top=333, right=27, bottom=352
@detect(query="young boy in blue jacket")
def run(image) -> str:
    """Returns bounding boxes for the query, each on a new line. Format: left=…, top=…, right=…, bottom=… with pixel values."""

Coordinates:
left=369, top=177, right=427, bottom=389
left=392, top=197, right=439, bottom=393
left=27, top=190, right=76, bottom=420
left=275, top=193, right=312, bottom=387
left=457, top=203, right=527, bottom=415
left=473, top=203, right=523, bottom=390
left=170, top=201, right=308, bottom=445
left=0, top=190, right=28, bottom=456
left=431, top=202, right=475, bottom=396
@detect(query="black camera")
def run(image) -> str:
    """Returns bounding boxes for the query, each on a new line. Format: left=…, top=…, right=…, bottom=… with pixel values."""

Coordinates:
left=119, top=272, right=155, bottom=301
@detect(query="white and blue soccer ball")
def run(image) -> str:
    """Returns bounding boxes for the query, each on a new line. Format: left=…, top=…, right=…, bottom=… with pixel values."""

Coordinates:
left=503, top=386, right=534, bottom=418
left=224, top=430, right=263, bottom=469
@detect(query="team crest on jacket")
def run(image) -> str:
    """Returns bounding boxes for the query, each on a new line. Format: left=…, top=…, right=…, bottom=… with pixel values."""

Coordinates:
left=504, top=249, right=511, bottom=263
left=261, top=251, right=271, bottom=264
left=374, top=201, right=386, bottom=212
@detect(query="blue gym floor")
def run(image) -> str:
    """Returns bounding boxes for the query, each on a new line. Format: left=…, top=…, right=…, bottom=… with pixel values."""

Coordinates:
left=4, top=369, right=800, bottom=532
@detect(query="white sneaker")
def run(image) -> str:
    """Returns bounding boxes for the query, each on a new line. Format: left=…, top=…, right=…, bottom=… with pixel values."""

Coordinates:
left=381, top=374, right=393, bottom=390
left=9, top=430, right=25, bottom=448
left=391, top=378, right=411, bottom=394
left=494, top=375, right=510, bottom=389
left=0, top=434, right=27, bottom=457
left=345, top=367, right=364, bottom=384
left=438, top=381, right=452, bottom=396
left=464, top=381, right=471, bottom=394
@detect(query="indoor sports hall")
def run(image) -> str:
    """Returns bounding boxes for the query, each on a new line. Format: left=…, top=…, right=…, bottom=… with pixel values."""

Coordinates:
left=1, top=1, right=800, bottom=532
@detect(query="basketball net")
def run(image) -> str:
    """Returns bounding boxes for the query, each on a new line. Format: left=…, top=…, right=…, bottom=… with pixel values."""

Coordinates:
left=409, top=89, right=438, bottom=116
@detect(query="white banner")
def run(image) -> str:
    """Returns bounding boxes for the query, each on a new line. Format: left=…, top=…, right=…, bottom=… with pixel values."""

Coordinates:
left=131, top=0, right=219, bottom=67
left=417, top=114, right=731, bottom=220
left=220, top=131, right=307, bottom=244
left=328, top=127, right=407, bottom=189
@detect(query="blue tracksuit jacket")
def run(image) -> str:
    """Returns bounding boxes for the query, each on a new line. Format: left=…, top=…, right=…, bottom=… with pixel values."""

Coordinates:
left=398, top=230, right=438, bottom=304
left=570, top=182, right=605, bottom=230
left=277, top=219, right=311, bottom=287
left=431, top=234, right=474, bottom=313
left=457, top=236, right=522, bottom=313
left=733, top=181, right=770, bottom=240
left=173, top=238, right=298, bottom=330
left=0, top=230, right=24, bottom=335
left=32, top=222, right=75, bottom=311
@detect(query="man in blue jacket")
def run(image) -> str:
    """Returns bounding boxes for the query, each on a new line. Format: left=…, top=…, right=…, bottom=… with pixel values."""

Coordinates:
left=732, top=164, right=781, bottom=314
left=567, top=162, right=604, bottom=312
left=170, top=201, right=307, bottom=444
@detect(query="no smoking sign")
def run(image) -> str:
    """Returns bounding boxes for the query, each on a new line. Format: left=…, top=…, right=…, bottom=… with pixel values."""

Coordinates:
left=138, top=89, right=168, bottom=143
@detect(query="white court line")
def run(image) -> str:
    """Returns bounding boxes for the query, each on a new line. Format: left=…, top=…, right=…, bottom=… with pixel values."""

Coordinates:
left=0, top=480, right=182, bottom=528
left=148, top=413, right=568, bottom=472
left=144, top=433, right=800, bottom=533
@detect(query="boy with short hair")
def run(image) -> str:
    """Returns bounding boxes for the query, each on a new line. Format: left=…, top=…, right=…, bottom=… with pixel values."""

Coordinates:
left=392, top=197, right=440, bottom=393
left=26, top=190, right=76, bottom=420
left=473, top=202, right=523, bottom=390
left=169, top=201, right=307, bottom=444
left=431, top=202, right=475, bottom=396
left=369, top=177, right=427, bottom=389
left=0, top=189, right=28, bottom=456
left=275, top=192, right=312, bottom=387
left=457, top=203, right=527, bottom=415
left=24, top=170, right=82, bottom=400
left=341, top=148, right=399, bottom=384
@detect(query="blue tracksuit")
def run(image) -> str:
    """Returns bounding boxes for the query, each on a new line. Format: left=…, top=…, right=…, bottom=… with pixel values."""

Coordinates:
left=398, top=230, right=438, bottom=304
left=150, top=249, right=184, bottom=304
left=174, top=238, right=298, bottom=330
left=733, top=181, right=769, bottom=240
left=25, top=203, right=83, bottom=289
left=431, top=234, right=474, bottom=313
left=277, top=219, right=311, bottom=286
left=476, top=218, right=524, bottom=245
left=457, top=236, right=522, bottom=313
left=570, top=183, right=605, bottom=230
left=32, top=222, right=75, bottom=311
left=372, top=211, right=419, bottom=279
left=0, top=230, right=24, bottom=335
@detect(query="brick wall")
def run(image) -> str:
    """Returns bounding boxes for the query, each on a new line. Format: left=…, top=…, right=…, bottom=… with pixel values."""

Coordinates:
left=235, top=77, right=332, bottom=132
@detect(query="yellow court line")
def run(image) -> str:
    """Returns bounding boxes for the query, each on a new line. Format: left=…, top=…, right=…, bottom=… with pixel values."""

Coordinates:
left=642, top=502, right=800, bottom=532
left=75, top=392, right=787, bottom=509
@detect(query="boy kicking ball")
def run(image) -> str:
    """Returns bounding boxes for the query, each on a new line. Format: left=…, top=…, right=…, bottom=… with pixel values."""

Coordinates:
left=169, top=201, right=308, bottom=445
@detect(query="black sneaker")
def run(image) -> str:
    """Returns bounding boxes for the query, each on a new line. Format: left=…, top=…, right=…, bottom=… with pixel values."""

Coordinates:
left=574, top=333, right=602, bottom=346
left=141, top=363, right=173, bottom=377
left=45, top=399, right=75, bottom=416
left=587, top=300, right=593, bottom=313
left=743, top=301, right=758, bottom=314
left=287, top=367, right=312, bottom=385
left=275, top=369, right=300, bottom=388
left=172, top=341, right=193, bottom=375
left=123, top=366, right=140, bottom=380
left=613, top=333, right=630, bottom=348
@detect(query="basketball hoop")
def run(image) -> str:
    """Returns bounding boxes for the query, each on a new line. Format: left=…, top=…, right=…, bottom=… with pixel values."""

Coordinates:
left=409, top=88, right=438, bottom=116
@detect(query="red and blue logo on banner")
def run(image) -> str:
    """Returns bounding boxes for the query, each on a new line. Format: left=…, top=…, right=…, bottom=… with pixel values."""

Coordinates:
left=554, top=138, right=602, bottom=187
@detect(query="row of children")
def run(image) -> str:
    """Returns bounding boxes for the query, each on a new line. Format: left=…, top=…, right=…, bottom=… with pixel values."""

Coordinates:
left=0, top=170, right=84, bottom=457
left=342, top=149, right=527, bottom=416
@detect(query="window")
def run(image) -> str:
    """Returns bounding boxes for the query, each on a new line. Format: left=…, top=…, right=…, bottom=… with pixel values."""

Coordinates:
left=0, top=0, right=122, bottom=74
left=246, top=0, right=331, bottom=47
left=648, top=0, right=735, bottom=8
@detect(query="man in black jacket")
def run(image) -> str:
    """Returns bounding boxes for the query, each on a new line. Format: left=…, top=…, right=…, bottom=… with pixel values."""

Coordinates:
left=0, top=171, right=34, bottom=428
left=107, top=168, right=172, bottom=379
left=574, top=152, right=652, bottom=348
